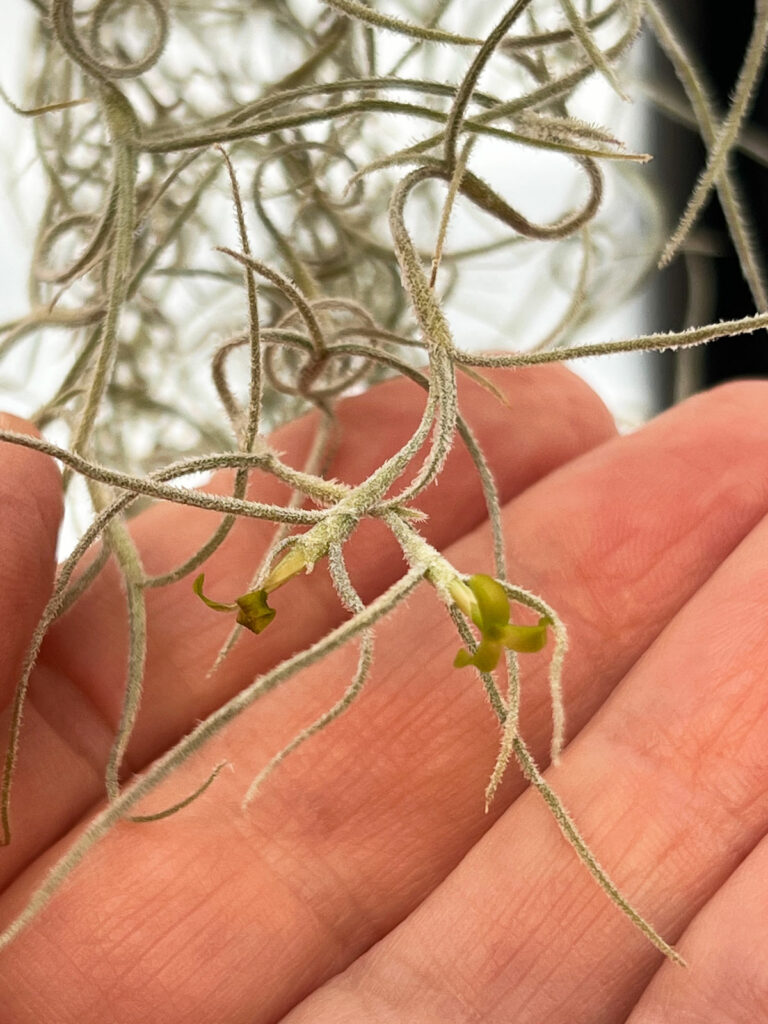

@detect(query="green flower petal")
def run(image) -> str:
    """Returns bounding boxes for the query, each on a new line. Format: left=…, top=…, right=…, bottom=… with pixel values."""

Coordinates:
left=454, top=638, right=503, bottom=672
left=453, top=648, right=474, bottom=668
left=235, top=588, right=277, bottom=634
left=501, top=615, right=551, bottom=653
left=192, top=573, right=236, bottom=612
left=193, top=573, right=278, bottom=634
left=467, top=574, right=510, bottom=632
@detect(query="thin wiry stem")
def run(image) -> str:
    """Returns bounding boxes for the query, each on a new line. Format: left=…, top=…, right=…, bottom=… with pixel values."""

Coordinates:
left=67, top=87, right=137, bottom=462
left=646, top=0, right=768, bottom=309
left=503, top=0, right=623, bottom=52
left=52, top=0, right=168, bottom=81
left=659, top=0, right=768, bottom=267
left=241, top=543, right=374, bottom=808
left=103, top=522, right=147, bottom=803
left=220, top=147, right=263, bottom=443
left=320, top=0, right=481, bottom=46
left=512, top=734, right=685, bottom=965
left=452, top=310, right=768, bottom=365
left=216, top=249, right=327, bottom=355
left=430, top=140, right=474, bottom=289
left=0, top=83, right=90, bottom=118
left=443, top=0, right=535, bottom=172
left=640, top=79, right=768, bottom=170
left=128, top=762, right=229, bottom=823
left=557, top=0, right=628, bottom=100
left=500, top=581, right=568, bottom=765
left=0, top=429, right=325, bottom=524
left=484, top=651, right=520, bottom=810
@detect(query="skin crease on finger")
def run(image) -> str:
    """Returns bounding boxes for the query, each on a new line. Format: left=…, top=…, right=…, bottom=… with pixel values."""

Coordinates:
left=626, top=832, right=768, bottom=1023
left=0, top=379, right=768, bottom=1023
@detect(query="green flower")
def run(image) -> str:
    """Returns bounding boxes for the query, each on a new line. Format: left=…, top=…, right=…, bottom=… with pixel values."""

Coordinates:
left=192, top=544, right=309, bottom=635
left=452, top=573, right=551, bottom=671
left=193, top=574, right=276, bottom=634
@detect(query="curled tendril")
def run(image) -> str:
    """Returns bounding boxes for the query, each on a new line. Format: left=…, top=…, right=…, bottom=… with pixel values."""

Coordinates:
left=52, top=0, right=170, bottom=81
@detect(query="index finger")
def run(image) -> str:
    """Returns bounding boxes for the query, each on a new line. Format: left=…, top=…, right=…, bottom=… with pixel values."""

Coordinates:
left=0, top=413, right=62, bottom=711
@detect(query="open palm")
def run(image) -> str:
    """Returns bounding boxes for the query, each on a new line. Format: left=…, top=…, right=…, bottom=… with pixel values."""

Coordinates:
left=1, top=364, right=767, bottom=1023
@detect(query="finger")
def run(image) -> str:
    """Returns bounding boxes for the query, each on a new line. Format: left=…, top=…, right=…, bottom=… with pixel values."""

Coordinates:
left=0, top=413, right=62, bottom=709
left=0, top=414, right=73, bottom=874
left=627, top=833, right=768, bottom=1022
left=284, top=430, right=768, bottom=1023
left=35, top=366, right=613, bottom=771
left=2, top=383, right=768, bottom=1022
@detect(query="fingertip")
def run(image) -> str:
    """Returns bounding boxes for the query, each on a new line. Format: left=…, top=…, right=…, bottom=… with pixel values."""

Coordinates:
left=0, top=412, right=63, bottom=539
left=451, top=362, right=618, bottom=505
left=0, top=412, right=40, bottom=431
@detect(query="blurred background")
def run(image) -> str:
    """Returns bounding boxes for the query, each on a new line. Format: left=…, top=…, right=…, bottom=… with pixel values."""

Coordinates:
left=1, top=2, right=766, bottom=554
left=0, top=1, right=662, bottom=425
left=648, top=0, right=768, bottom=402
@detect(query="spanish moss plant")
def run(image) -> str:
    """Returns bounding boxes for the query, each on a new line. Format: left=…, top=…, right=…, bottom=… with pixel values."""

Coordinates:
left=0, top=0, right=767, bottom=965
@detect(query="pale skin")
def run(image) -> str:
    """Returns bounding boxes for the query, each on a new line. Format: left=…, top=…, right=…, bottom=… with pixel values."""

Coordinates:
left=0, top=363, right=767, bottom=1023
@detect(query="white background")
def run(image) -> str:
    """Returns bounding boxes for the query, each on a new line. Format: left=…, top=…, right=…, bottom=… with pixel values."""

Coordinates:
left=0, top=3, right=657, bottom=427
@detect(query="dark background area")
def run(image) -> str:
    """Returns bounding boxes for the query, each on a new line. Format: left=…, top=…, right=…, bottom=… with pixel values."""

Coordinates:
left=648, top=0, right=768, bottom=404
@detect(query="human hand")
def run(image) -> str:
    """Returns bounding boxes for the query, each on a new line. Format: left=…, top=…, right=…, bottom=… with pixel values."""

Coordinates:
left=0, top=366, right=767, bottom=1022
